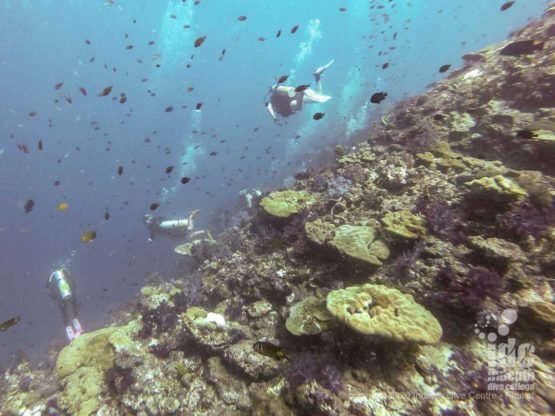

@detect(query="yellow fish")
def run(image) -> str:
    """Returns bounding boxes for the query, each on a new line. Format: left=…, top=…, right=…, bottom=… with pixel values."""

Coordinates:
left=57, top=202, right=69, bottom=212
left=80, top=230, right=97, bottom=243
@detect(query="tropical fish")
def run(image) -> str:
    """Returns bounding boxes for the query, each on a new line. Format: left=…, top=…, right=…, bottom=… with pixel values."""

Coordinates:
left=0, top=316, right=21, bottom=332
left=370, top=92, right=387, bottom=104
left=277, top=75, right=288, bottom=84
left=253, top=341, right=287, bottom=360
left=80, top=230, right=97, bottom=243
left=438, top=64, right=451, bottom=73
left=500, top=1, right=515, bottom=11
left=24, top=199, right=34, bottom=213
left=57, top=202, right=69, bottom=212
left=99, top=85, right=113, bottom=97
left=194, top=35, right=206, bottom=48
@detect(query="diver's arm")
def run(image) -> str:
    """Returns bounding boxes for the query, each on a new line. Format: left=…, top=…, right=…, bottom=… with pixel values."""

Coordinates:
left=266, top=102, right=278, bottom=122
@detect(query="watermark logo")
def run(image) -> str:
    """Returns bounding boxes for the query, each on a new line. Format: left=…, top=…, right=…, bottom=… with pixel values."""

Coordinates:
left=474, top=308, right=535, bottom=393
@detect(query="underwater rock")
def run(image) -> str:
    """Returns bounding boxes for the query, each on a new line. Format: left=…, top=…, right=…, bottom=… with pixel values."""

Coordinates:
left=468, top=235, right=527, bottom=264
left=139, top=283, right=182, bottom=309
left=260, top=190, right=318, bottom=218
left=329, top=225, right=390, bottom=266
left=381, top=210, right=427, bottom=240
left=285, top=296, right=334, bottom=336
left=181, top=307, right=244, bottom=353
left=326, top=284, right=442, bottom=344
left=246, top=300, right=274, bottom=318
left=294, top=380, right=346, bottom=416
left=523, top=301, right=555, bottom=327
left=223, top=340, right=281, bottom=381
left=206, top=356, right=252, bottom=411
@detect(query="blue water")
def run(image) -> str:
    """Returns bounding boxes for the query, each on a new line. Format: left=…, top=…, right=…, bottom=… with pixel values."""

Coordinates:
left=0, top=0, right=548, bottom=365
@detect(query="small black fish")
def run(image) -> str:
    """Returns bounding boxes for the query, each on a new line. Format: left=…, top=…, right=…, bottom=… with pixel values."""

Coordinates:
left=24, top=199, right=34, bottom=213
left=500, top=1, right=515, bottom=11
left=382, top=62, right=389, bottom=69
left=54, top=82, right=64, bottom=90
left=165, top=106, right=174, bottom=112
left=313, top=112, right=325, bottom=120
left=276, top=29, right=281, bottom=38
left=149, top=202, right=160, bottom=211
left=294, top=84, right=309, bottom=93
left=104, top=210, right=110, bottom=220
left=0, top=316, right=22, bottom=332
left=253, top=341, right=287, bottom=360
left=181, top=176, right=191, bottom=184
left=209, top=151, right=217, bottom=156
left=79, top=86, right=88, bottom=96
left=277, top=75, right=289, bottom=84
left=196, top=102, right=203, bottom=110
left=290, top=25, right=299, bottom=34
left=117, top=165, right=124, bottom=176
left=237, top=15, right=247, bottom=21
left=516, top=129, right=536, bottom=139
left=370, top=92, right=387, bottom=104
left=165, top=166, right=174, bottom=174
left=38, top=140, right=43, bottom=150
left=438, top=64, right=451, bottom=73
left=54, top=180, right=61, bottom=186
left=499, top=40, right=543, bottom=56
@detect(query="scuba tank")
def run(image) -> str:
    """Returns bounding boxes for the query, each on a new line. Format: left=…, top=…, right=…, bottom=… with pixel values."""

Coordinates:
left=50, top=268, right=72, bottom=301
left=159, top=219, right=189, bottom=230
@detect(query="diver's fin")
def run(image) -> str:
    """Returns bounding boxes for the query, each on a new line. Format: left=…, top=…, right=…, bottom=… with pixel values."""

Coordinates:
left=313, top=59, right=335, bottom=77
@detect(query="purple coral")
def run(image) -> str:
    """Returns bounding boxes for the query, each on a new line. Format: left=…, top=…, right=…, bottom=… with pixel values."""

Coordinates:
left=416, top=198, right=465, bottom=243
left=138, top=300, right=178, bottom=339
left=435, top=266, right=503, bottom=309
left=286, top=352, right=342, bottom=393
left=496, top=199, right=555, bottom=241
left=105, top=366, right=135, bottom=395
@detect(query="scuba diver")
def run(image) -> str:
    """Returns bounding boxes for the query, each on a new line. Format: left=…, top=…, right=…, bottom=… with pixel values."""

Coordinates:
left=47, top=267, right=83, bottom=342
left=144, top=209, right=207, bottom=242
left=239, top=188, right=262, bottom=210
left=265, top=59, right=335, bottom=123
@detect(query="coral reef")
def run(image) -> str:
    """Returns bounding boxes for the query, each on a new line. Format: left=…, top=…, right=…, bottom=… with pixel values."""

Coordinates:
left=3, top=10, right=555, bottom=416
